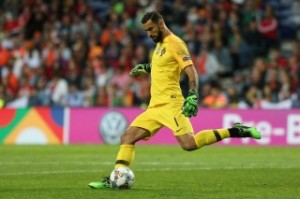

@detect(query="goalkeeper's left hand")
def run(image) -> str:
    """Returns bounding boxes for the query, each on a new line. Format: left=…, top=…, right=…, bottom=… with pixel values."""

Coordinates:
left=130, top=63, right=151, bottom=78
left=182, top=90, right=199, bottom=117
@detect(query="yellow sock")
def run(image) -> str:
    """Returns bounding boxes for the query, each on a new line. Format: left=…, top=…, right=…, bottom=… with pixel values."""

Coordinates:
left=194, top=129, right=230, bottom=148
left=115, top=144, right=135, bottom=168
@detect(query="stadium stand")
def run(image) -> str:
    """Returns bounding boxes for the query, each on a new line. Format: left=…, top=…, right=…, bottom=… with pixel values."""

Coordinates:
left=0, top=0, right=299, bottom=109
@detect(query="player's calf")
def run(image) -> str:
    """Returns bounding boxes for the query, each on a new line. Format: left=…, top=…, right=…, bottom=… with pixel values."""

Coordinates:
left=176, top=134, right=198, bottom=151
left=181, top=143, right=198, bottom=151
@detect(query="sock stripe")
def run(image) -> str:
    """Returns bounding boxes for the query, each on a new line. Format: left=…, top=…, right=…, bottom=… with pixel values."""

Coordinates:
left=213, top=130, right=222, bottom=141
left=115, top=160, right=129, bottom=166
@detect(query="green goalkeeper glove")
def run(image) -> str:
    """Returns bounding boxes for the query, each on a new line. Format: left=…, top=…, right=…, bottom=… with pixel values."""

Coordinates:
left=182, top=90, right=199, bottom=117
left=130, top=63, right=151, bottom=77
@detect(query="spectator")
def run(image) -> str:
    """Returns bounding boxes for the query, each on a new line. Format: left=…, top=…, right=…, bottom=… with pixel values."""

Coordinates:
left=46, top=72, right=68, bottom=107
left=18, top=76, right=33, bottom=100
left=226, top=86, right=240, bottom=108
left=35, top=75, right=51, bottom=106
left=0, top=45, right=10, bottom=78
left=202, top=83, right=228, bottom=109
left=94, top=86, right=109, bottom=107
left=82, top=77, right=96, bottom=107
left=107, top=83, right=123, bottom=107
left=229, top=25, right=251, bottom=70
left=244, top=85, right=260, bottom=108
left=94, top=58, right=113, bottom=88
left=211, top=38, right=232, bottom=76
left=243, top=20, right=266, bottom=58
left=257, top=4, right=279, bottom=51
left=28, top=86, right=42, bottom=106
left=104, top=35, right=122, bottom=70
left=23, top=48, right=41, bottom=69
left=65, top=83, right=84, bottom=107
left=65, top=58, right=81, bottom=88
left=195, top=46, right=222, bottom=83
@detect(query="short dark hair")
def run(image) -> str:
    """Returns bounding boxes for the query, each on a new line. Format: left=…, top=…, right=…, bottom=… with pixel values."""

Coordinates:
left=141, top=11, right=163, bottom=24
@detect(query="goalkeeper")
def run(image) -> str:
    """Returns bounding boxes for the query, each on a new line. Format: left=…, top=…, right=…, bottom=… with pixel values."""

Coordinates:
left=89, top=11, right=261, bottom=189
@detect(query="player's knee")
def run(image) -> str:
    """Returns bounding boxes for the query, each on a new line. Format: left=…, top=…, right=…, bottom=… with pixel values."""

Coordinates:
left=181, top=142, right=197, bottom=151
left=120, top=131, right=135, bottom=145
left=120, top=132, right=132, bottom=144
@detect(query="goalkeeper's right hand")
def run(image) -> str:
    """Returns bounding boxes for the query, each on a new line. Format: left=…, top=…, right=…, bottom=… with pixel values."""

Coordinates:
left=130, top=63, right=151, bottom=77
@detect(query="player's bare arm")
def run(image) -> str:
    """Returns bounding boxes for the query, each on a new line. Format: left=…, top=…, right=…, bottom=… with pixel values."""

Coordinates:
left=183, top=64, right=199, bottom=92
left=182, top=65, right=199, bottom=117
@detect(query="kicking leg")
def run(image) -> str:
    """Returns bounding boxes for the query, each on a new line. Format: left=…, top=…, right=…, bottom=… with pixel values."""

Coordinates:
left=194, top=123, right=261, bottom=148
left=177, top=123, right=261, bottom=150
left=176, top=128, right=231, bottom=151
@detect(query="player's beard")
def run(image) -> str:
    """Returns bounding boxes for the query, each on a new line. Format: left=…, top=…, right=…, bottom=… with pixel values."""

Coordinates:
left=151, top=30, right=163, bottom=43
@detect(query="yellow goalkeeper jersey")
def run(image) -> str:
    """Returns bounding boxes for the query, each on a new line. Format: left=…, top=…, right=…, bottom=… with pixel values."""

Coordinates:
left=149, top=33, right=193, bottom=107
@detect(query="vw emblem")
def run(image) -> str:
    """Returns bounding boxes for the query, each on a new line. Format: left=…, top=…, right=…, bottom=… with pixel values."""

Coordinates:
left=99, top=111, right=128, bottom=144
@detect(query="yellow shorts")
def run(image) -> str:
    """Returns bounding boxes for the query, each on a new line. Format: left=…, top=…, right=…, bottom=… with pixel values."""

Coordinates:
left=130, top=101, right=194, bottom=138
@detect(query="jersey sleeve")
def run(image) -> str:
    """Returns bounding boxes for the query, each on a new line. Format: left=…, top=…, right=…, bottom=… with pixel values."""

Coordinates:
left=170, top=40, right=193, bottom=69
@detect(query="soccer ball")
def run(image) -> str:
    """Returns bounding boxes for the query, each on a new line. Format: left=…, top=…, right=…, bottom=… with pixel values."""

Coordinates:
left=110, top=167, right=135, bottom=189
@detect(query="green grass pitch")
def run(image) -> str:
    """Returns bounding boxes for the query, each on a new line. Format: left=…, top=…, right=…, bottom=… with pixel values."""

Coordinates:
left=1, top=145, right=300, bottom=199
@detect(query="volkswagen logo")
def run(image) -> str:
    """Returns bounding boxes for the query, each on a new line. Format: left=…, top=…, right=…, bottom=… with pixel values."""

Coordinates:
left=99, top=111, right=128, bottom=144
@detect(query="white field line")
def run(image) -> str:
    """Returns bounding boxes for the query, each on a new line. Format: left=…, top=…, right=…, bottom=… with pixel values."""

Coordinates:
left=0, top=165, right=299, bottom=176
left=0, top=161, right=110, bottom=165
left=1, top=161, right=299, bottom=167
left=0, top=161, right=205, bottom=165
left=0, top=170, right=105, bottom=176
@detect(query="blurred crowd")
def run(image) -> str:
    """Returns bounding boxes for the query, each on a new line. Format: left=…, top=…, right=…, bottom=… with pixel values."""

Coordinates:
left=0, top=0, right=300, bottom=109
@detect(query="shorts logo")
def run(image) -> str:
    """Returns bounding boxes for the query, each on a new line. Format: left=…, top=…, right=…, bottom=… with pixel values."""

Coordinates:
left=99, top=111, right=128, bottom=144
left=176, top=128, right=183, bottom=132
